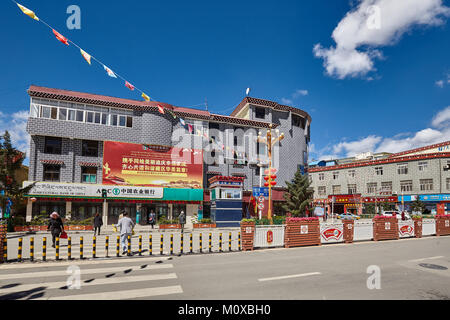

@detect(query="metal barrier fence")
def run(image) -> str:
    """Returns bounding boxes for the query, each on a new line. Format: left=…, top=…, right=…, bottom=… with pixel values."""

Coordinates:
left=1, top=231, right=243, bottom=263
left=422, top=219, right=436, bottom=236
left=254, top=225, right=285, bottom=248
left=353, top=221, right=374, bottom=241
left=320, top=223, right=344, bottom=244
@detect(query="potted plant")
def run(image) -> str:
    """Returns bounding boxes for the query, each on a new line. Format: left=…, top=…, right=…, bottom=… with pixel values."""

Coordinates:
left=158, top=216, right=181, bottom=230
left=193, top=218, right=216, bottom=229
left=284, top=216, right=321, bottom=248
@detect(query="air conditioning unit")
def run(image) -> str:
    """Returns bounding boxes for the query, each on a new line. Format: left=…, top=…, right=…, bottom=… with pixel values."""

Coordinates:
left=444, top=165, right=450, bottom=171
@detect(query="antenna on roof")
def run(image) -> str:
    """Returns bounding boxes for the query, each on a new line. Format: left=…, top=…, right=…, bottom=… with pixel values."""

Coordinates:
left=246, top=88, right=251, bottom=96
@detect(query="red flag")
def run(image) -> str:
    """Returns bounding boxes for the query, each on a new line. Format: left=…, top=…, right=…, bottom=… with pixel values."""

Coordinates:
left=52, top=29, right=69, bottom=46
left=157, top=105, right=165, bottom=114
left=188, top=124, right=193, bottom=134
left=125, top=81, right=135, bottom=91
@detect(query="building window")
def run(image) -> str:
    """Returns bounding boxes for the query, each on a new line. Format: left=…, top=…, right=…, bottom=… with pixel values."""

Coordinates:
left=292, top=114, right=305, bottom=129
left=400, top=180, right=413, bottom=192
left=367, top=183, right=377, bottom=194
left=44, top=137, right=62, bottom=155
left=318, top=186, right=326, bottom=197
left=43, top=164, right=60, bottom=182
left=82, top=140, right=99, bottom=157
left=420, top=179, right=433, bottom=191
left=255, top=167, right=260, bottom=177
left=348, top=184, right=357, bottom=194
left=332, top=185, right=341, bottom=195
left=381, top=182, right=392, bottom=193
left=319, top=173, right=325, bottom=181
left=333, top=172, right=339, bottom=180
left=255, top=107, right=265, bottom=119
left=375, top=167, right=383, bottom=175
left=348, top=170, right=356, bottom=178
left=81, top=167, right=97, bottom=184
left=446, top=178, right=450, bottom=190
left=418, top=161, right=428, bottom=171
left=397, top=164, right=408, bottom=175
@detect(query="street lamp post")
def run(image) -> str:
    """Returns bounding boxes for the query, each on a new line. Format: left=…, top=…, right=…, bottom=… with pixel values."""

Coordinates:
left=258, top=124, right=285, bottom=224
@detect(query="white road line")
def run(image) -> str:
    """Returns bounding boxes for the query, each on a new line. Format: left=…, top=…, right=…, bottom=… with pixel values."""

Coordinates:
left=258, top=272, right=322, bottom=282
left=0, top=264, right=174, bottom=281
left=34, top=285, right=183, bottom=300
left=0, top=257, right=171, bottom=270
left=408, top=256, right=445, bottom=262
left=1, top=273, right=178, bottom=294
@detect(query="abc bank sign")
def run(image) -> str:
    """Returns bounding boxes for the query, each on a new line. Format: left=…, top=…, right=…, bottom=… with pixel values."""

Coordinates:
left=23, top=181, right=164, bottom=199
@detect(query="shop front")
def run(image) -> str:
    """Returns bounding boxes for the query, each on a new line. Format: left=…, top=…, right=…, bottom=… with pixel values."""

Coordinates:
left=327, top=194, right=362, bottom=215
left=398, top=194, right=450, bottom=215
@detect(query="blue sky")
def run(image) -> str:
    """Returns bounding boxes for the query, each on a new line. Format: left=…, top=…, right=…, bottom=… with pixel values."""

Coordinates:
left=1, top=0, right=449, bottom=164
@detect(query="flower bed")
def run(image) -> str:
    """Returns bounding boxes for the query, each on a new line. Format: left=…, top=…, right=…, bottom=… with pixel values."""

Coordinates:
left=412, top=217, right=423, bottom=238
left=240, top=220, right=255, bottom=251
left=159, top=224, right=182, bottom=230
left=373, top=216, right=399, bottom=241
left=284, top=217, right=320, bottom=248
left=193, top=223, right=217, bottom=229
left=0, top=223, right=6, bottom=263
left=435, top=215, right=450, bottom=237
left=343, top=220, right=354, bottom=244
left=15, top=225, right=93, bottom=232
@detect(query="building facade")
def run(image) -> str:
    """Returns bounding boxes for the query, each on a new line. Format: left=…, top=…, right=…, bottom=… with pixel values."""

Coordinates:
left=25, top=86, right=311, bottom=225
left=309, top=142, right=450, bottom=215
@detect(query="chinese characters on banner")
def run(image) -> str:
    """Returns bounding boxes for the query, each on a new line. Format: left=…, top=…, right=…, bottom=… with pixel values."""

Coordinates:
left=102, top=141, right=203, bottom=189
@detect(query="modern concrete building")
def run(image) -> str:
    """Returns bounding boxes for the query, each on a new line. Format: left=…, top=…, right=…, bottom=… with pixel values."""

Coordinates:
left=308, top=141, right=450, bottom=215
left=24, top=86, right=311, bottom=225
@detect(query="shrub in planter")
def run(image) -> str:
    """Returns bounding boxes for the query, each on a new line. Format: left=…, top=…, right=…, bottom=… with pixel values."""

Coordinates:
left=240, top=219, right=256, bottom=251
left=284, top=217, right=321, bottom=248
left=193, top=218, right=216, bottom=228
left=373, top=216, right=399, bottom=241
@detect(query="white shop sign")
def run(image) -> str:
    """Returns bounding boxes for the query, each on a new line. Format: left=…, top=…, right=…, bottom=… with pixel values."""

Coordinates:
left=23, top=181, right=164, bottom=199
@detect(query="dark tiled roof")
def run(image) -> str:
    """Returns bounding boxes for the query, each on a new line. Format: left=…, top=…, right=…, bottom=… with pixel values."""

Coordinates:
left=28, top=86, right=275, bottom=129
left=230, top=97, right=312, bottom=123
left=40, top=160, right=64, bottom=165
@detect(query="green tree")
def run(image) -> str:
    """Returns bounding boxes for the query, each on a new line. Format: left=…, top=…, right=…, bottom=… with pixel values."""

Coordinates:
left=381, top=201, right=393, bottom=212
left=364, top=203, right=376, bottom=216
left=410, top=197, right=426, bottom=214
left=0, top=131, right=33, bottom=224
left=282, top=169, right=313, bottom=217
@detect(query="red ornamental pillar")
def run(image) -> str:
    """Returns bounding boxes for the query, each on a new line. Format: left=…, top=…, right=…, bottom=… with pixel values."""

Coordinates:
left=240, top=221, right=255, bottom=251
left=343, top=220, right=354, bottom=243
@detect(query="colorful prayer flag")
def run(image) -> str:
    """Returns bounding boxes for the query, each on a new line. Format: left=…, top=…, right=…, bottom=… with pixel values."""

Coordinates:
left=142, top=93, right=150, bottom=102
left=188, top=124, right=193, bottom=133
left=125, top=81, right=135, bottom=91
left=80, top=49, right=91, bottom=65
left=179, top=118, right=186, bottom=126
left=104, top=65, right=117, bottom=78
left=17, top=3, right=39, bottom=21
left=157, top=105, right=165, bottom=114
left=52, top=29, right=69, bottom=46
left=168, top=110, right=177, bottom=119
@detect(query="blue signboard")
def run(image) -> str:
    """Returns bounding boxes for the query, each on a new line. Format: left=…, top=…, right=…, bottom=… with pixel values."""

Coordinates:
left=398, top=194, right=450, bottom=202
left=253, top=187, right=269, bottom=198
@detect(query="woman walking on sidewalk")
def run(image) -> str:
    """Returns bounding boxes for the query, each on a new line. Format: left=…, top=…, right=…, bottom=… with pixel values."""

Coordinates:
left=48, top=212, right=64, bottom=248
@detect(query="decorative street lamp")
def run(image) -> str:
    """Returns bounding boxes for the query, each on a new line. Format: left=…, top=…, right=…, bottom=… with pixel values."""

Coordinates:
left=257, top=124, right=285, bottom=224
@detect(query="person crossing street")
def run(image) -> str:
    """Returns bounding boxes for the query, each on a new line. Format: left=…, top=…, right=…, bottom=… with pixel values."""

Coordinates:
left=115, top=212, right=135, bottom=256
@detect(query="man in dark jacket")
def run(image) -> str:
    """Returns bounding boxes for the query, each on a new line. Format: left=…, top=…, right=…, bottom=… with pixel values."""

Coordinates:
left=48, top=212, right=64, bottom=248
left=179, top=211, right=186, bottom=233
left=94, top=213, right=103, bottom=235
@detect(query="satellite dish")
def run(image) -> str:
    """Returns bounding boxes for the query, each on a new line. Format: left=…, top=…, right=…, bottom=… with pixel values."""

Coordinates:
left=246, top=88, right=251, bottom=96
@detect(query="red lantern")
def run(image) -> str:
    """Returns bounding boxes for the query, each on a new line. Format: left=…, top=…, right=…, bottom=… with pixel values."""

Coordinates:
left=264, top=182, right=269, bottom=187
left=271, top=181, right=277, bottom=186
left=264, top=176, right=270, bottom=181
left=271, top=175, right=277, bottom=179
left=271, top=168, right=277, bottom=173
left=264, top=169, right=270, bottom=175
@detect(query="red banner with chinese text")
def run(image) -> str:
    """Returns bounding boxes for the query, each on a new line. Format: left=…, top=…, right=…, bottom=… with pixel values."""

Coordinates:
left=102, top=141, right=203, bottom=189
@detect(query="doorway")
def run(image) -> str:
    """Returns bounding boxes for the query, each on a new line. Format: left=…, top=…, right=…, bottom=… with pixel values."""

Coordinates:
left=141, top=204, right=169, bottom=224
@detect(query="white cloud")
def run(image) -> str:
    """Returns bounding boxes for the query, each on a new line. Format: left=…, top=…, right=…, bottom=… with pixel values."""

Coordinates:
left=281, top=97, right=293, bottom=105
left=311, top=105, right=450, bottom=160
left=293, top=89, right=309, bottom=97
left=281, top=89, right=309, bottom=106
left=0, top=110, right=30, bottom=157
left=435, top=80, right=445, bottom=88
left=314, top=0, right=450, bottom=79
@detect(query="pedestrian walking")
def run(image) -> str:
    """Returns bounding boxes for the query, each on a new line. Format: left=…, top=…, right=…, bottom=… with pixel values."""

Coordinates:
left=179, top=211, right=186, bottom=233
left=48, top=212, right=64, bottom=248
left=148, top=210, right=156, bottom=229
left=115, top=212, right=135, bottom=256
left=401, top=211, right=406, bottom=221
left=94, top=213, right=103, bottom=235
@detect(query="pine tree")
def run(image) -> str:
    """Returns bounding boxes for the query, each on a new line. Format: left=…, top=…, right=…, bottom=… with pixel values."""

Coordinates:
left=282, top=168, right=314, bottom=217
left=410, top=197, right=426, bottom=214
left=0, top=131, right=33, bottom=222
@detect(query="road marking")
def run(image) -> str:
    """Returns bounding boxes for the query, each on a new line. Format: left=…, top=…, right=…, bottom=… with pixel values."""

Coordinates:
left=0, top=257, right=171, bottom=270
left=408, top=256, right=444, bottom=262
left=2, top=273, right=178, bottom=294
left=33, top=285, right=183, bottom=300
left=258, top=272, right=322, bottom=282
left=0, top=264, right=174, bottom=280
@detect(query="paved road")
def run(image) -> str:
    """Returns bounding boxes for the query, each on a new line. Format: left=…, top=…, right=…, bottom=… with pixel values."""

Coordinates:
left=1, top=235, right=449, bottom=300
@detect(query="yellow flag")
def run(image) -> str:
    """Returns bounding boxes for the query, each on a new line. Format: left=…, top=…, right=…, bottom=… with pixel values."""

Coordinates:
left=80, top=49, right=91, bottom=65
left=17, top=3, right=39, bottom=21
left=142, top=93, right=150, bottom=102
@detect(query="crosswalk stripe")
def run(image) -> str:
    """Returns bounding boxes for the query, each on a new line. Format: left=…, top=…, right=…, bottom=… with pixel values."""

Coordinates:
left=0, top=264, right=174, bottom=280
left=2, top=273, right=178, bottom=294
left=34, top=285, right=183, bottom=300
left=0, top=257, right=171, bottom=270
